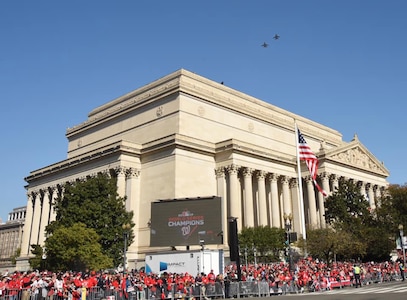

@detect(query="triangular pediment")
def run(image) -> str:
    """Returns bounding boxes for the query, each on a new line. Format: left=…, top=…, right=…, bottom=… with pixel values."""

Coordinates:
left=321, top=135, right=389, bottom=176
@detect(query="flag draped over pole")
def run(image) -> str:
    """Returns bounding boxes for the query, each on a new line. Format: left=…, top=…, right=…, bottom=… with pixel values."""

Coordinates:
left=295, top=123, right=328, bottom=242
left=297, top=128, right=328, bottom=197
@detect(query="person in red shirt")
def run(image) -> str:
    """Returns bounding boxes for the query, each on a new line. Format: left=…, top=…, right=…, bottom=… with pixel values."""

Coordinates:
left=207, top=270, right=216, bottom=284
left=120, top=274, right=129, bottom=300
left=8, top=275, right=20, bottom=300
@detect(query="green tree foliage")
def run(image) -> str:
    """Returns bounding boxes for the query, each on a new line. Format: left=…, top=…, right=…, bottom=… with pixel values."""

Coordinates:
left=324, top=179, right=371, bottom=235
left=300, top=228, right=366, bottom=263
left=317, top=179, right=393, bottom=262
left=46, top=172, right=134, bottom=267
left=376, top=184, right=407, bottom=232
left=238, top=226, right=285, bottom=262
left=45, top=223, right=113, bottom=271
left=29, top=244, right=43, bottom=270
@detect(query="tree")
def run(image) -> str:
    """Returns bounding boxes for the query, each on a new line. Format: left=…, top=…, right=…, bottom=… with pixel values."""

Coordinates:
left=325, top=179, right=371, bottom=235
left=29, top=244, right=43, bottom=270
left=324, top=179, right=393, bottom=262
left=300, top=228, right=366, bottom=263
left=238, top=226, right=285, bottom=262
left=45, top=223, right=113, bottom=271
left=376, top=184, right=407, bottom=232
left=46, top=172, right=134, bottom=267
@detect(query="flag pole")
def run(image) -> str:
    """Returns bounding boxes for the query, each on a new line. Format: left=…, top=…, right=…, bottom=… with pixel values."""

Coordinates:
left=295, top=121, right=307, bottom=241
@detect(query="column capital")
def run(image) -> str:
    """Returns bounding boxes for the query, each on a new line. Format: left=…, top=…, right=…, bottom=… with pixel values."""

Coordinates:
left=114, top=166, right=128, bottom=176
left=126, top=167, right=140, bottom=179
left=267, top=173, right=279, bottom=182
left=280, top=175, right=290, bottom=185
left=215, top=167, right=225, bottom=178
left=243, top=167, right=254, bottom=177
left=255, top=170, right=267, bottom=179
left=320, top=172, right=331, bottom=180
left=330, top=173, right=339, bottom=181
left=304, top=175, right=313, bottom=183
left=357, top=180, right=365, bottom=187
left=289, top=178, right=298, bottom=189
left=226, top=164, right=240, bottom=175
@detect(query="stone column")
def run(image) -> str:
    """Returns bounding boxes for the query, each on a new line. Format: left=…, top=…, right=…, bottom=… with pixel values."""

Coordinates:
left=126, top=167, right=141, bottom=255
left=30, top=191, right=42, bottom=246
left=367, top=183, right=376, bottom=211
left=20, top=193, right=34, bottom=256
left=215, top=167, right=228, bottom=247
left=331, top=174, right=339, bottom=193
left=115, top=166, right=127, bottom=198
left=49, top=186, right=59, bottom=223
left=242, top=168, right=254, bottom=227
left=38, top=189, right=51, bottom=245
left=358, top=181, right=366, bottom=198
left=289, top=178, right=301, bottom=234
left=281, top=176, right=291, bottom=220
left=269, top=174, right=280, bottom=228
left=256, top=170, right=268, bottom=226
left=320, top=173, right=330, bottom=228
left=305, top=176, right=318, bottom=229
left=374, top=185, right=381, bottom=200
left=227, top=164, right=242, bottom=230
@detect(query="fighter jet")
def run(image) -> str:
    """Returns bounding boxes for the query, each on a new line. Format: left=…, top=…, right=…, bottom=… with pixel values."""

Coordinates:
left=261, top=42, right=269, bottom=48
left=273, top=34, right=280, bottom=40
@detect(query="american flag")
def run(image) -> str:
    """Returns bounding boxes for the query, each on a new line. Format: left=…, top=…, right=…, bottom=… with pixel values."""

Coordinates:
left=298, top=129, right=327, bottom=197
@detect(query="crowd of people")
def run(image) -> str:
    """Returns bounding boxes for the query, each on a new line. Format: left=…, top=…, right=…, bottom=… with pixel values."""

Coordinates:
left=0, top=258, right=405, bottom=300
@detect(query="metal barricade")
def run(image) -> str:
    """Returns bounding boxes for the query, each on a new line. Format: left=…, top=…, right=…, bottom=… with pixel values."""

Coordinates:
left=204, top=282, right=224, bottom=299
left=2, top=288, right=22, bottom=300
left=257, top=281, right=270, bottom=297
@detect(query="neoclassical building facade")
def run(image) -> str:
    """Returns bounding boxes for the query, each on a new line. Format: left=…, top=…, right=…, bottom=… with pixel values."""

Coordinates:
left=16, top=69, right=389, bottom=270
left=0, top=206, right=25, bottom=271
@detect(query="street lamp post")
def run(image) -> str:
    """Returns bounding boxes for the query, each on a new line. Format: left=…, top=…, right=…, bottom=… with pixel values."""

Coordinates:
left=399, top=224, right=406, bottom=266
left=284, top=213, right=293, bottom=273
left=122, top=223, right=131, bottom=274
left=253, top=246, right=257, bottom=267
left=244, top=247, right=248, bottom=270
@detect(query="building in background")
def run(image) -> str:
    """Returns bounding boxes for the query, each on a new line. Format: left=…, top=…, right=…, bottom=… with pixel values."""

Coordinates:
left=17, top=69, right=389, bottom=271
left=0, top=206, right=26, bottom=271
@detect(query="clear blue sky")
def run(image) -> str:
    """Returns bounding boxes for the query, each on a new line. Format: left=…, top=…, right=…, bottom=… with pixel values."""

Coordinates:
left=1, top=1, right=406, bottom=222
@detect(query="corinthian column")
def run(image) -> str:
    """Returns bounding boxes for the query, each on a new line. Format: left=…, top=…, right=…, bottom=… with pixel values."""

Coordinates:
left=358, top=181, right=366, bottom=198
left=243, top=168, right=254, bottom=227
left=281, top=176, right=291, bottom=220
left=49, top=186, right=59, bottom=223
left=21, top=194, right=34, bottom=256
left=126, top=168, right=141, bottom=255
left=227, top=164, right=241, bottom=230
left=289, top=178, right=301, bottom=234
left=319, top=173, right=330, bottom=228
left=367, top=183, right=376, bottom=210
left=257, top=171, right=268, bottom=226
left=115, top=166, right=127, bottom=198
left=215, top=167, right=228, bottom=246
left=38, top=189, right=51, bottom=245
left=30, top=191, right=42, bottom=246
left=305, top=176, right=318, bottom=229
left=331, top=174, right=339, bottom=193
left=269, top=174, right=280, bottom=227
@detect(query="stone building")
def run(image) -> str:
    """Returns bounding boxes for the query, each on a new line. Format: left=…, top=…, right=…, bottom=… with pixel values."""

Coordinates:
left=0, top=206, right=25, bottom=270
left=16, top=69, right=389, bottom=270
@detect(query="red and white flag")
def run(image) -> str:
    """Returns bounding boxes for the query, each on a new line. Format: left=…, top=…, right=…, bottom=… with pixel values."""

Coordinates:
left=297, top=129, right=327, bottom=197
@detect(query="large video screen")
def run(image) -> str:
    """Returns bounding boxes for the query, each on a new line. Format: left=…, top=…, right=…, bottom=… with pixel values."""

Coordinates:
left=150, top=197, right=222, bottom=247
